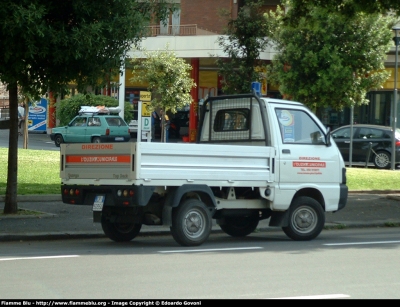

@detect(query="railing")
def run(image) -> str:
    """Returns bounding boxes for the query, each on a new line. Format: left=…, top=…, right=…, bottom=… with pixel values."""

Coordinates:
left=0, top=108, right=9, bottom=119
left=144, top=24, right=218, bottom=37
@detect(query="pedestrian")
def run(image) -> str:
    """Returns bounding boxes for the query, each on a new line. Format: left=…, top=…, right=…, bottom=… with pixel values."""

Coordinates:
left=18, top=103, right=25, bottom=136
left=151, top=110, right=158, bottom=141
left=160, top=110, right=170, bottom=142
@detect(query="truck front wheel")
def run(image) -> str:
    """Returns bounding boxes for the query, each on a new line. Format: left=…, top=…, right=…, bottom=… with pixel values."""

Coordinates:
left=219, top=215, right=259, bottom=237
left=282, top=196, right=325, bottom=241
left=170, top=199, right=212, bottom=247
left=101, top=216, right=142, bottom=242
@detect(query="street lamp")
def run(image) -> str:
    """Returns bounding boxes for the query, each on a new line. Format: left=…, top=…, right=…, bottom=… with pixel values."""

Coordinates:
left=391, top=26, right=400, bottom=170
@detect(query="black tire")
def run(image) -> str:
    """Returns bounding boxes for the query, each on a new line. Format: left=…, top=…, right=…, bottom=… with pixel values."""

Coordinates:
left=54, top=134, right=64, bottom=147
left=101, top=216, right=142, bottom=242
left=219, top=215, right=259, bottom=237
left=282, top=196, right=325, bottom=241
left=170, top=199, right=212, bottom=247
left=373, top=151, right=391, bottom=169
left=92, top=136, right=101, bottom=143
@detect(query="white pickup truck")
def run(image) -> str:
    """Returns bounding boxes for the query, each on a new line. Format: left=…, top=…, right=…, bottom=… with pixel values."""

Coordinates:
left=60, top=92, right=348, bottom=246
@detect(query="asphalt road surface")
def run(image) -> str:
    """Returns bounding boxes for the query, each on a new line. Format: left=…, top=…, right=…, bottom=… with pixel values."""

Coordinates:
left=0, top=227, right=400, bottom=299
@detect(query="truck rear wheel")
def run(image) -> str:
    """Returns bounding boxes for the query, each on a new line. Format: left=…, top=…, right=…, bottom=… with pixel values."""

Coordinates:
left=282, top=196, right=325, bottom=241
left=170, top=199, right=212, bottom=247
left=219, top=215, right=259, bottom=237
left=101, top=216, right=142, bottom=242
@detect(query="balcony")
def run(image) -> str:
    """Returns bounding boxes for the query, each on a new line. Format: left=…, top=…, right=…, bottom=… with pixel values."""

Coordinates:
left=145, top=24, right=218, bottom=37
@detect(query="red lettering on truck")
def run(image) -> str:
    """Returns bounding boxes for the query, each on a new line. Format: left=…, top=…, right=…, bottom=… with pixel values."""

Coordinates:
left=66, top=155, right=130, bottom=163
left=81, top=144, right=114, bottom=150
left=293, top=161, right=326, bottom=167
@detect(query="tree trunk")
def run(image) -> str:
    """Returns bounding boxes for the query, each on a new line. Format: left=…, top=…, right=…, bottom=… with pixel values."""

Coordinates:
left=3, top=84, right=19, bottom=214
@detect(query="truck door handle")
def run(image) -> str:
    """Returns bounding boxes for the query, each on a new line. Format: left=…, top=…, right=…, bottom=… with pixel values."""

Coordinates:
left=282, top=149, right=290, bottom=154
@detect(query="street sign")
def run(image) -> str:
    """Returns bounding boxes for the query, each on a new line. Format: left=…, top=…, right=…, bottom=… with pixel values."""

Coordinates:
left=140, top=91, right=151, bottom=102
left=142, top=117, right=150, bottom=131
left=141, top=102, right=151, bottom=117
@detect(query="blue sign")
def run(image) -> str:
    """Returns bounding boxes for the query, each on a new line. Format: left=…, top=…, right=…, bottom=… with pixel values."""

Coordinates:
left=28, top=98, right=47, bottom=132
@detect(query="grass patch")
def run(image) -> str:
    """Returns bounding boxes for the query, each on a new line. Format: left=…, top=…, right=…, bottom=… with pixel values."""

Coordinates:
left=346, top=167, right=400, bottom=191
left=324, top=224, right=347, bottom=230
left=0, top=209, right=43, bottom=216
left=1, top=148, right=400, bottom=196
left=0, top=148, right=60, bottom=195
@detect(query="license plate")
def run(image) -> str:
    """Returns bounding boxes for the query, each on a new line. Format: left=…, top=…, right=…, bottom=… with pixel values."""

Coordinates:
left=93, top=195, right=105, bottom=211
left=115, top=137, right=124, bottom=141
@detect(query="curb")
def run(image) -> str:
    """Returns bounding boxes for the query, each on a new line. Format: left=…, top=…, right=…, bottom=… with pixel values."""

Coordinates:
left=0, top=190, right=400, bottom=203
left=1, top=221, right=400, bottom=243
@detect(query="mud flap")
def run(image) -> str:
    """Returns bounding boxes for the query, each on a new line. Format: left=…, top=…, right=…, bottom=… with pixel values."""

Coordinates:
left=269, top=210, right=289, bottom=227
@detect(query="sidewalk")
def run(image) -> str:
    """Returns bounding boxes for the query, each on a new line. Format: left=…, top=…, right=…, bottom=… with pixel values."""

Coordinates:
left=1, top=192, right=400, bottom=242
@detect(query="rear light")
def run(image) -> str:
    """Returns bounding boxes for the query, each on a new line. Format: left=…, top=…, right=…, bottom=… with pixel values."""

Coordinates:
left=106, top=128, right=110, bottom=136
left=63, top=188, right=80, bottom=196
left=117, top=189, right=134, bottom=197
left=396, top=141, right=400, bottom=147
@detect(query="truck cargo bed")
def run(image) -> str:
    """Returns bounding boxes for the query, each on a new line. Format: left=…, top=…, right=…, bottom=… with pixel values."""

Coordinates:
left=60, top=142, right=274, bottom=186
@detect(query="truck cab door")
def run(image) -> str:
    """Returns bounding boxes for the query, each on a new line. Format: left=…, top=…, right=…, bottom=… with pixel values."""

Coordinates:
left=274, top=107, right=340, bottom=188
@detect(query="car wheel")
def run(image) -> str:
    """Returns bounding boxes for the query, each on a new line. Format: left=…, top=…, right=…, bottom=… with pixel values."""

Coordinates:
left=373, top=151, right=391, bottom=169
left=170, top=198, right=212, bottom=247
left=282, top=196, right=325, bottom=241
left=54, top=135, right=64, bottom=147
left=101, top=216, right=142, bottom=242
left=219, top=215, right=259, bottom=237
left=92, top=137, right=101, bottom=143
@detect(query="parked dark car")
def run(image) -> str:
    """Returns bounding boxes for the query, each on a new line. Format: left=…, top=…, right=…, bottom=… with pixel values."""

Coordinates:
left=331, top=124, right=400, bottom=169
left=169, top=110, right=189, bottom=139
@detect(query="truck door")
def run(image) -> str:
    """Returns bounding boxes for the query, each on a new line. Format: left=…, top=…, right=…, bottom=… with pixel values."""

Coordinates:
left=274, top=107, right=340, bottom=187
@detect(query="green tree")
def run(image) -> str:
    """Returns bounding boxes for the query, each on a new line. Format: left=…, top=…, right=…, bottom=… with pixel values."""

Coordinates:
left=266, top=5, right=397, bottom=110
left=130, top=46, right=196, bottom=142
left=216, top=0, right=270, bottom=94
left=287, top=0, right=400, bottom=21
left=57, top=94, right=133, bottom=126
left=0, top=0, right=174, bottom=214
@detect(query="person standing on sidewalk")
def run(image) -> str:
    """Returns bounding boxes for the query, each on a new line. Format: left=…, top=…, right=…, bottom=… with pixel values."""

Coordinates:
left=151, top=110, right=158, bottom=141
left=18, top=103, right=25, bottom=136
left=160, top=110, right=170, bottom=142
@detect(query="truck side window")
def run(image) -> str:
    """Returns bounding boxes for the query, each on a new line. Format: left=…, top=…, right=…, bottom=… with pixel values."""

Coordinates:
left=214, top=109, right=249, bottom=132
left=276, top=108, right=326, bottom=145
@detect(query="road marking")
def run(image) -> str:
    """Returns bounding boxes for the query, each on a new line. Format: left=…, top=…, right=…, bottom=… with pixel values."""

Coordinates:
left=0, top=255, right=79, bottom=261
left=324, top=240, right=400, bottom=246
left=269, top=294, right=350, bottom=299
left=158, top=247, right=263, bottom=253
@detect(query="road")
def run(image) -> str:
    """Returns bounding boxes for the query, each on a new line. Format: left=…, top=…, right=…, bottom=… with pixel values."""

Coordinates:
left=1, top=227, right=400, bottom=299
left=0, top=129, right=58, bottom=151
left=0, top=129, right=182, bottom=151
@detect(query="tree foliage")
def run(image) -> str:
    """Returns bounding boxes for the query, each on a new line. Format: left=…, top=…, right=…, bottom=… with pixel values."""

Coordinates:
left=130, top=46, right=196, bottom=113
left=0, top=0, right=174, bottom=214
left=57, top=94, right=133, bottom=126
left=216, top=0, right=271, bottom=94
left=266, top=5, right=397, bottom=110
left=130, top=46, right=196, bottom=142
left=287, top=0, right=400, bottom=23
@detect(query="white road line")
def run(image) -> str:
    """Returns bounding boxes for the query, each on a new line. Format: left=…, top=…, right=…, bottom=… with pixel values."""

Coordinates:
left=270, top=294, right=350, bottom=299
left=325, top=240, right=400, bottom=246
left=0, top=255, right=79, bottom=261
left=158, top=247, right=263, bottom=253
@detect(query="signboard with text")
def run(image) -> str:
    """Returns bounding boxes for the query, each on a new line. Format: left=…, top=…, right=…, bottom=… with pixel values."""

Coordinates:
left=28, top=98, right=47, bottom=132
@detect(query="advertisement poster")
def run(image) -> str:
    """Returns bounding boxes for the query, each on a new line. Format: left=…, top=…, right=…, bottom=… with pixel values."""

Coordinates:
left=28, top=98, right=47, bottom=132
